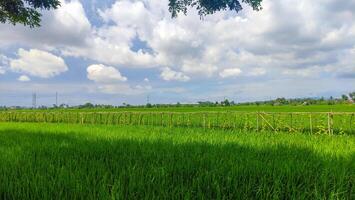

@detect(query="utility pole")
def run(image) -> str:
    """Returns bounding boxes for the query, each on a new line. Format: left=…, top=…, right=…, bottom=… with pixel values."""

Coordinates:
left=147, top=95, right=150, bottom=105
left=55, top=92, right=58, bottom=107
left=32, top=92, right=37, bottom=109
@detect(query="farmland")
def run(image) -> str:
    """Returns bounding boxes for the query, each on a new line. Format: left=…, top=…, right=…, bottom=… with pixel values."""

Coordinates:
left=0, top=122, right=354, bottom=199
left=0, top=105, right=354, bottom=199
left=1, top=104, right=354, bottom=135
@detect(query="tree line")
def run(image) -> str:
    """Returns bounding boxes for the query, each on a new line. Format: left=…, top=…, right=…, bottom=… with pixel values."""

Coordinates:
left=0, top=92, right=353, bottom=110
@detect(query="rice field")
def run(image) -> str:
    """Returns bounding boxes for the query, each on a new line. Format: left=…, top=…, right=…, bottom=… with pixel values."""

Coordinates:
left=0, top=105, right=354, bottom=199
left=0, top=111, right=354, bottom=134
left=0, top=122, right=354, bottom=199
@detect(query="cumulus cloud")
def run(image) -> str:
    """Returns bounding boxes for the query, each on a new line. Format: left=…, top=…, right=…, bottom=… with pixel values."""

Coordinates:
left=75, top=0, right=353, bottom=80
left=94, top=84, right=145, bottom=95
left=0, top=0, right=355, bottom=104
left=248, top=68, right=266, bottom=76
left=10, top=49, right=68, bottom=78
left=282, top=67, right=322, bottom=78
left=160, top=67, right=190, bottom=82
left=2, top=0, right=355, bottom=81
left=219, top=68, right=242, bottom=78
left=0, top=0, right=91, bottom=48
left=87, top=64, right=127, bottom=83
left=17, top=75, right=31, bottom=82
left=0, top=54, right=9, bottom=74
left=85, top=64, right=151, bottom=95
left=0, top=67, right=5, bottom=75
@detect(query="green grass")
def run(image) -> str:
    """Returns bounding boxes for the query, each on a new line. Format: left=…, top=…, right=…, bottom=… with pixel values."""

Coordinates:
left=0, top=122, right=354, bottom=199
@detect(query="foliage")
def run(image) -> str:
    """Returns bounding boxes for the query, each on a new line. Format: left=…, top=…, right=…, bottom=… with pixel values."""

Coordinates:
left=0, top=0, right=60, bottom=27
left=342, top=94, right=349, bottom=101
left=350, top=92, right=355, bottom=101
left=168, top=0, right=263, bottom=18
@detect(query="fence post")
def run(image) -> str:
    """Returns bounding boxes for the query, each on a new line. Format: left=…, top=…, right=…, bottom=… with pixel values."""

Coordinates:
left=290, top=113, right=293, bottom=132
left=129, top=113, right=132, bottom=125
left=256, top=112, right=259, bottom=132
left=350, top=114, right=353, bottom=134
left=327, top=112, right=331, bottom=135
left=216, top=112, right=219, bottom=128
left=234, top=113, right=237, bottom=129
left=203, top=113, right=206, bottom=129
left=309, top=114, right=313, bottom=134
left=170, top=113, right=173, bottom=127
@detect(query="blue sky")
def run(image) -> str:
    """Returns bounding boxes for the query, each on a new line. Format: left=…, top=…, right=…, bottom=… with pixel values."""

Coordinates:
left=0, top=0, right=354, bottom=107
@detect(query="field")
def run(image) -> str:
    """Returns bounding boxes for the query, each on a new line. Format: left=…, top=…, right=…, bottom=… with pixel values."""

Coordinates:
left=0, top=122, right=354, bottom=199
left=0, top=105, right=354, bottom=199
left=1, top=104, right=354, bottom=135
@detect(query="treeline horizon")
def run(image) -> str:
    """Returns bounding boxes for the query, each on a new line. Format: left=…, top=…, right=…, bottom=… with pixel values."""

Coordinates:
left=1, top=92, right=354, bottom=110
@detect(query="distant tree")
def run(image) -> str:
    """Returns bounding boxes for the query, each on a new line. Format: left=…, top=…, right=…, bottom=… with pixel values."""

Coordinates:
left=275, top=98, right=287, bottom=105
left=223, top=99, right=231, bottom=106
left=341, top=94, right=349, bottom=101
left=169, top=0, right=263, bottom=18
left=349, top=92, right=355, bottom=102
left=80, top=102, right=94, bottom=109
left=146, top=103, right=152, bottom=108
left=0, top=0, right=60, bottom=27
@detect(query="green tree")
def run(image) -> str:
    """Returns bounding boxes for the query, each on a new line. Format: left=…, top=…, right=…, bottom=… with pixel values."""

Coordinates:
left=0, top=0, right=60, bottom=27
left=169, top=0, right=263, bottom=18
left=341, top=94, right=349, bottom=101
left=349, top=92, right=355, bottom=101
left=2, top=0, right=263, bottom=28
left=223, top=99, right=231, bottom=106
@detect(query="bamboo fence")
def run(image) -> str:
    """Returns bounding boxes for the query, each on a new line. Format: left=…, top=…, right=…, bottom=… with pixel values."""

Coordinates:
left=0, top=111, right=353, bottom=135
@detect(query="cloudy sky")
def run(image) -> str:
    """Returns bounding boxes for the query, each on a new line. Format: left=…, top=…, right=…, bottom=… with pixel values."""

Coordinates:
left=0, top=0, right=354, bottom=106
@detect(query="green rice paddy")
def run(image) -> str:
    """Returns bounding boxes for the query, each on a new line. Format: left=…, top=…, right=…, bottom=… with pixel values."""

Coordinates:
left=0, top=122, right=354, bottom=199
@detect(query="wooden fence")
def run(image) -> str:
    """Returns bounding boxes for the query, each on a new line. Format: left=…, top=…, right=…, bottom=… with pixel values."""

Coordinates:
left=0, top=111, right=354, bottom=135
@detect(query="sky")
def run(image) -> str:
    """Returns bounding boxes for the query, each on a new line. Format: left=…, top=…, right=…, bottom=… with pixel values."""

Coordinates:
left=0, top=0, right=354, bottom=107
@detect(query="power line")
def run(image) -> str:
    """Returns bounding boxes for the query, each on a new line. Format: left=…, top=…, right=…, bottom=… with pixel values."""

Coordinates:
left=32, top=93, right=37, bottom=108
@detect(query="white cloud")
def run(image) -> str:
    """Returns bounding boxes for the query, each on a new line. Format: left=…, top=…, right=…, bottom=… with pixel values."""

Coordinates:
left=219, top=68, right=242, bottom=78
left=17, top=75, right=31, bottom=82
left=135, top=84, right=152, bottom=90
left=0, top=67, right=5, bottom=75
left=10, top=49, right=68, bottom=78
left=0, top=0, right=91, bottom=48
left=91, top=83, right=150, bottom=95
left=160, top=67, right=190, bottom=82
left=86, top=64, right=153, bottom=95
left=87, top=64, right=127, bottom=83
left=282, top=67, right=322, bottom=78
left=1, top=0, right=355, bottom=105
left=2, top=0, right=355, bottom=81
left=248, top=68, right=267, bottom=76
left=0, top=54, right=9, bottom=74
